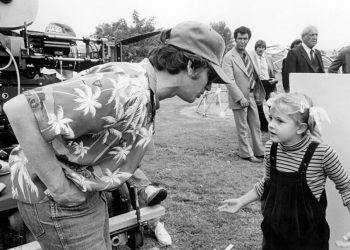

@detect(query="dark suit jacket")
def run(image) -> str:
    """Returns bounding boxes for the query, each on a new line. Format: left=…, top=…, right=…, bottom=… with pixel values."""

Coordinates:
left=222, top=47, right=266, bottom=110
left=282, top=44, right=325, bottom=92
left=328, top=46, right=350, bottom=74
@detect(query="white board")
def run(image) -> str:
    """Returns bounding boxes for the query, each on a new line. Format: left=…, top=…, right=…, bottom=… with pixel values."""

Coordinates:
left=291, top=73, right=350, bottom=249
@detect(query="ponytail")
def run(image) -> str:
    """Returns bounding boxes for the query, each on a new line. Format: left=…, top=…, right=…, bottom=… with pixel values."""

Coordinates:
left=308, top=107, right=331, bottom=141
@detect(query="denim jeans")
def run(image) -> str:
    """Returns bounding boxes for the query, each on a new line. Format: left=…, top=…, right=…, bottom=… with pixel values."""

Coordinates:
left=17, top=192, right=111, bottom=250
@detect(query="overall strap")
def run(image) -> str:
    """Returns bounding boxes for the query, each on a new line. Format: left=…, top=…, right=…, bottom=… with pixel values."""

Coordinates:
left=150, top=90, right=156, bottom=123
left=270, top=142, right=278, bottom=168
left=299, top=141, right=320, bottom=173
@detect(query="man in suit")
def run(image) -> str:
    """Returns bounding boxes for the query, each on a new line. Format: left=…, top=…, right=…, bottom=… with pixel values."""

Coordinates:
left=222, top=26, right=266, bottom=163
left=251, top=40, right=278, bottom=132
left=282, top=25, right=325, bottom=92
left=328, top=46, right=350, bottom=74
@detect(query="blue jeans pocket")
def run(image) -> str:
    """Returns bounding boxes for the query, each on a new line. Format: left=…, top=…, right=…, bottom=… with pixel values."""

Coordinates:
left=51, top=192, right=102, bottom=218
left=17, top=201, right=45, bottom=238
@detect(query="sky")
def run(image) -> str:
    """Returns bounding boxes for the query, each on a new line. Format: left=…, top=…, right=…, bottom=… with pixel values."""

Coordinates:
left=21, top=0, right=350, bottom=51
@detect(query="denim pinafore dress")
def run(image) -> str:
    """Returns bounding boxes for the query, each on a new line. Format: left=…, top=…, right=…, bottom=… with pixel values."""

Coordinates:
left=260, top=142, right=330, bottom=250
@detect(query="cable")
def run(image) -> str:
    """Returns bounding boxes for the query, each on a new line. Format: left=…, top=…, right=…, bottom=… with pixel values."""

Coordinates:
left=4, top=47, right=21, bottom=95
left=0, top=51, right=12, bottom=70
left=59, top=56, right=63, bottom=82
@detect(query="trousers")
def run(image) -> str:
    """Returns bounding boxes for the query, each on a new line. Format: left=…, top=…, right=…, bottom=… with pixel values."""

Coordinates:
left=17, top=191, right=111, bottom=250
left=232, top=93, right=265, bottom=158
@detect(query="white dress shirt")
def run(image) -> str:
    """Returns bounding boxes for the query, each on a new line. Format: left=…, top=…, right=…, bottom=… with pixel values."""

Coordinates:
left=256, top=53, right=269, bottom=80
left=302, top=43, right=316, bottom=60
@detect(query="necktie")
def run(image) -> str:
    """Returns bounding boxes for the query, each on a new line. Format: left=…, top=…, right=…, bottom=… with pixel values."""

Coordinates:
left=310, top=50, right=316, bottom=64
left=242, top=53, right=255, bottom=89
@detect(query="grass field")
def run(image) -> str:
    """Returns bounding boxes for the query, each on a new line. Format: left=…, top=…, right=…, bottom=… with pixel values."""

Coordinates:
left=135, top=91, right=271, bottom=250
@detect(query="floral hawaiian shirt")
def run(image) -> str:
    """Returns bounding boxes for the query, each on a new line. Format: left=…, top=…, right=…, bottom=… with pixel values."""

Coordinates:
left=9, top=59, right=157, bottom=203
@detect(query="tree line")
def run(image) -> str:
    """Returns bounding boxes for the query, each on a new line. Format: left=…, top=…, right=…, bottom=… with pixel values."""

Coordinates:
left=93, top=10, right=234, bottom=62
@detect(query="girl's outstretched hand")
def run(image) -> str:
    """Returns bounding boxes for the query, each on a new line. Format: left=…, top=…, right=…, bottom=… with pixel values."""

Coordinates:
left=336, top=232, right=350, bottom=248
left=218, top=198, right=242, bottom=214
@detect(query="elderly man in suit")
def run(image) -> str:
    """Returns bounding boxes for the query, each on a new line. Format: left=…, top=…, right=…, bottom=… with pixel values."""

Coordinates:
left=328, top=46, right=350, bottom=74
left=222, top=26, right=266, bottom=163
left=282, top=25, right=325, bottom=92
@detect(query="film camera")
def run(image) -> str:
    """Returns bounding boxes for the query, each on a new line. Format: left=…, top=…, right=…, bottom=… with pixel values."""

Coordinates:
left=0, top=0, right=160, bottom=152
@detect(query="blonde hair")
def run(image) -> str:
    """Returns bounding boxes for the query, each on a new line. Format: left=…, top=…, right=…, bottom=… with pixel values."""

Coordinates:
left=267, top=92, right=330, bottom=141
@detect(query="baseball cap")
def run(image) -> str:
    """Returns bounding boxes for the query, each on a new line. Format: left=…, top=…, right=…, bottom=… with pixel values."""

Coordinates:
left=163, top=21, right=231, bottom=84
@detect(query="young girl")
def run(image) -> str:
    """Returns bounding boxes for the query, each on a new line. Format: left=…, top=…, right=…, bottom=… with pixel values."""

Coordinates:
left=219, top=92, right=350, bottom=249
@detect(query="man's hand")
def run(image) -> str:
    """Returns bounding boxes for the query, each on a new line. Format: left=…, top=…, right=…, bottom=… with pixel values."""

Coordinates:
left=4, top=95, right=87, bottom=207
left=268, top=78, right=278, bottom=85
left=239, top=97, right=250, bottom=108
left=218, top=198, right=243, bottom=214
left=48, top=170, right=87, bottom=207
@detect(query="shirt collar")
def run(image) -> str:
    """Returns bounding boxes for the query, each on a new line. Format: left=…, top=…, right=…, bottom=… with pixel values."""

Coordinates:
left=140, top=58, right=160, bottom=109
left=302, top=43, right=314, bottom=54
left=235, top=46, right=246, bottom=57
left=140, top=58, right=156, bottom=92
left=256, top=51, right=265, bottom=58
left=280, top=135, right=311, bottom=152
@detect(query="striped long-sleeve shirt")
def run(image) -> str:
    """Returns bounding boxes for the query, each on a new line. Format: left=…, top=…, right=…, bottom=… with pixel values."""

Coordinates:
left=254, top=136, right=350, bottom=206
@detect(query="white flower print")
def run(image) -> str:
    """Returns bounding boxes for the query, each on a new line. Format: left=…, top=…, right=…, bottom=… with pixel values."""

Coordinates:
left=102, top=115, right=117, bottom=126
left=9, top=148, right=39, bottom=201
left=100, top=168, right=132, bottom=190
left=47, top=105, right=74, bottom=137
left=92, top=126, right=122, bottom=145
left=11, top=185, right=18, bottom=199
left=107, top=81, right=122, bottom=105
left=66, top=172, right=95, bottom=192
left=109, top=142, right=132, bottom=162
left=72, top=141, right=89, bottom=159
left=135, top=126, right=153, bottom=149
left=10, top=62, right=156, bottom=202
left=104, top=128, right=122, bottom=144
left=74, top=85, right=102, bottom=117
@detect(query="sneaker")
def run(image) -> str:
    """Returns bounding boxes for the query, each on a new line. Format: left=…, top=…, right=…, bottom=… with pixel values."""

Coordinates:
left=139, top=186, right=167, bottom=206
left=0, top=160, right=10, bottom=176
left=154, top=222, right=172, bottom=246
